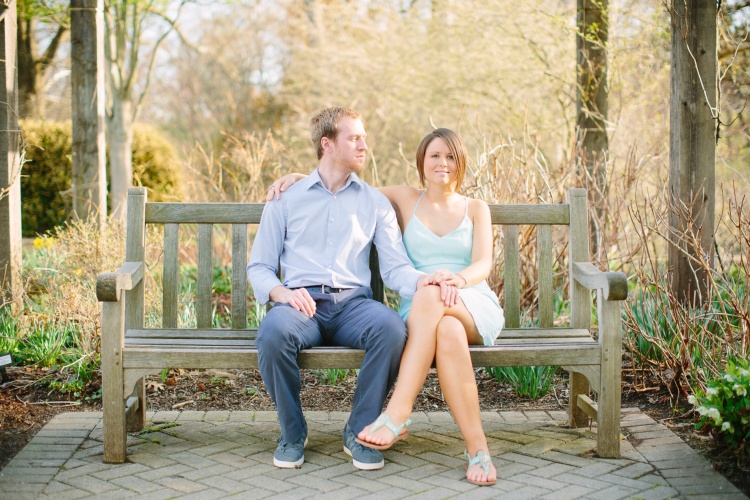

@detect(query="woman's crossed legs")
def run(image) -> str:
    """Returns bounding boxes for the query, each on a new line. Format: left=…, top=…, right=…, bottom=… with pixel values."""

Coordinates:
left=356, top=285, right=497, bottom=485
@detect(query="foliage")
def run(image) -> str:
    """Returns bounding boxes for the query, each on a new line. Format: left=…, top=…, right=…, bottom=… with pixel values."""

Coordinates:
left=689, top=357, right=750, bottom=456
left=20, top=120, right=182, bottom=236
left=486, top=366, right=558, bottom=399
left=314, top=369, right=352, bottom=386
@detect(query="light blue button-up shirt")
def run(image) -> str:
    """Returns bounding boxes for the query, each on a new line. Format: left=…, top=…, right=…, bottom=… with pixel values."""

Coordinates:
left=247, top=169, right=423, bottom=304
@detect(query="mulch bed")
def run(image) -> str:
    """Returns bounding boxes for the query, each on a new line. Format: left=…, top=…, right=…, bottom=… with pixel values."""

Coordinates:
left=1, top=366, right=747, bottom=495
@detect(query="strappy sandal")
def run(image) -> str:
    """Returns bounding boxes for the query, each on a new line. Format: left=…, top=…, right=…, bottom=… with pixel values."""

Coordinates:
left=464, top=449, right=497, bottom=486
left=354, top=413, right=411, bottom=450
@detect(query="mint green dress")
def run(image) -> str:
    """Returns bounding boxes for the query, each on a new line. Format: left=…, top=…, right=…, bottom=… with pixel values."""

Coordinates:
left=398, top=193, right=505, bottom=346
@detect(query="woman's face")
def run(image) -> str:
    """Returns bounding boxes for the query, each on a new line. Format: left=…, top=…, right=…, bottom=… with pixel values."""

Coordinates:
left=422, top=137, right=457, bottom=189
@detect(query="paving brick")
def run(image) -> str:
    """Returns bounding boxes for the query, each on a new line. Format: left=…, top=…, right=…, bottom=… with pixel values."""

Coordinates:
left=524, top=411, right=554, bottom=421
left=633, top=484, right=681, bottom=500
left=176, top=411, right=206, bottom=421
left=308, top=486, right=371, bottom=499
left=541, top=483, right=590, bottom=499
left=501, top=484, right=553, bottom=499
left=672, top=481, right=743, bottom=495
left=610, top=461, right=654, bottom=479
left=539, top=450, right=595, bottom=467
left=501, top=411, right=530, bottom=423
left=109, top=475, right=164, bottom=493
left=287, top=473, right=346, bottom=493
left=658, top=465, right=713, bottom=478
left=150, top=411, right=180, bottom=423
left=60, top=474, right=121, bottom=494
left=511, top=472, right=568, bottom=491
left=135, top=463, right=194, bottom=481
left=356, top=486, right=412, bottom=500
left=498, top=452, right=553, bottom=468
left=528, top=462, right=576, bottom=478
left=495, top=462, right=535, bottom=479
left=91, top=462, right=151, bottom=480
left=585, top=484, right=642, bottom=499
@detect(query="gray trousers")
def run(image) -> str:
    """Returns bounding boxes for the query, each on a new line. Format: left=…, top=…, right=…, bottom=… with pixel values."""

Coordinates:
left=256, top=287, right=407, bottom=444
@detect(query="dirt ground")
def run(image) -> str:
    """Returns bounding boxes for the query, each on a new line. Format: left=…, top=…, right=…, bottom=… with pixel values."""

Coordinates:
left=1, top=366, right=748, bottom=496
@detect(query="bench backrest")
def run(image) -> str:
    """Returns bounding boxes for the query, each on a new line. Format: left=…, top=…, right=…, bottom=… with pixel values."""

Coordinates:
left=123, top=187, right=591, bottom=334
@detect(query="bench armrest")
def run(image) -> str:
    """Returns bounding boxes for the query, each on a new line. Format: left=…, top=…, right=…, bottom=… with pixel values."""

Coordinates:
left=96, top=262, right=145, bottom=302
left=572, top=262, right=628, bottom=301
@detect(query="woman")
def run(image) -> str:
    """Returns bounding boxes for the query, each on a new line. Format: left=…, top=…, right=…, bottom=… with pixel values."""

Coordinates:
left=268, top=128, right=504, bottom=486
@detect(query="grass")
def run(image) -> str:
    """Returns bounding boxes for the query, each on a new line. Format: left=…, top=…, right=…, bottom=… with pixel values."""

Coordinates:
left=486, top=366, right=559, bottom=399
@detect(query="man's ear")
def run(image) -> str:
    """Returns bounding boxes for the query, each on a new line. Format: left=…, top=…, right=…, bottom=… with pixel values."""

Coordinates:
left=320, top=136, right=332, bottom=154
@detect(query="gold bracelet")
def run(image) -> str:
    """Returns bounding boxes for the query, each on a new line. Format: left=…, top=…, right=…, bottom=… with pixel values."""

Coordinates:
left=455, top=273, right=467, bottom=288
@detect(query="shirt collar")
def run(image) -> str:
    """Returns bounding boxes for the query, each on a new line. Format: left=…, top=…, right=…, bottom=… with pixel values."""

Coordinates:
left=304, top=168, right=364, bottom=193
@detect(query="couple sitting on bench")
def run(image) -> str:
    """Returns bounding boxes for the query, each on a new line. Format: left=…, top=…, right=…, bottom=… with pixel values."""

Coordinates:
left=247, top=106, right=505, bottom=486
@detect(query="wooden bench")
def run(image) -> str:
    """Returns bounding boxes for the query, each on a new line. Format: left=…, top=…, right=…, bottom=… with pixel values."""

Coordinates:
left=97, top=186, right=627, bottom=463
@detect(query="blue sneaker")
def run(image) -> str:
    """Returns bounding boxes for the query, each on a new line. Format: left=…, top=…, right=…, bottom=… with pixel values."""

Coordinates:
left=343, top=423, right=384, bottom=470
left=273, top=432, right=308, bottom=469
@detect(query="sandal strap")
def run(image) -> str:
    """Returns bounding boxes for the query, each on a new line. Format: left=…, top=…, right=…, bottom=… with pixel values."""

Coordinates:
left=464, top=449, right=492, bottom=475
left=367, top=413, right=411, bottom=439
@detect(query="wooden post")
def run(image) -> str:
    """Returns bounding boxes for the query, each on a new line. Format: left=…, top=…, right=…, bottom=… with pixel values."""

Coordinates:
left=668, top=0, right=717, bottom=306
left=1, top=1, right=23, bottom=313
left=70, top=0, right=107, bottom=227
left=568, top=189, right=591, bottom=428
left=576, top=0, right=609, bottom=259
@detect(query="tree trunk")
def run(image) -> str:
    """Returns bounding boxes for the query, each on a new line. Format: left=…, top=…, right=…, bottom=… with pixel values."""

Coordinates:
left=1, top=2, right=24, bottom=313
left=106, top=96, right=133, bottom=222
left=16, top=16, right=40, bottom=117
left=576, top=0, right=609, bottom=259
left=16, top=13, right=67, bottom=119
left=668, top=0, right=717, bottom=306
left=71, top=0, right=106, bottom=227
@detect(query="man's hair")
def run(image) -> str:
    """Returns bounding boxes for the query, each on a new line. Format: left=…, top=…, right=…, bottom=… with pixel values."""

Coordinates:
left=415, top=128, right=468, bottom=189
left=310, top=107, right=363, bottom=160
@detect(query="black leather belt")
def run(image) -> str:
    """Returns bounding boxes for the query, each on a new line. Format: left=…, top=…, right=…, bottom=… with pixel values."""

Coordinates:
left=301, top=285, right=352, bottom=294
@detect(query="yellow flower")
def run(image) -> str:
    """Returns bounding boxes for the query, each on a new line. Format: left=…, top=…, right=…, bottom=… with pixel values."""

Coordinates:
left=74, top=268, right=83, bottom=277
left=33, top=237, right=44, bottom=249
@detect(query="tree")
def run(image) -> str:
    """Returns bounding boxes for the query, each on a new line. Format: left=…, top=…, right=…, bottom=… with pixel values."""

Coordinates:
left=1, top=0, right=23, bottom=312
left=668, top=0, right=717, bottom=305
left=103, top=0, right=187, bottom=220
left=16, top=0, right=68, bottom=118
left=71, top=0, right=106, bottom=226
left=576, top=0, right=609, bottom=258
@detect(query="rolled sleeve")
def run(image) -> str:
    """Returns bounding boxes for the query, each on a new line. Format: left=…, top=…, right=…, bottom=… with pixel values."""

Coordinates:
left=372, top=196, right=423, bottom=298
left=247, top=200, right=285, bottom=305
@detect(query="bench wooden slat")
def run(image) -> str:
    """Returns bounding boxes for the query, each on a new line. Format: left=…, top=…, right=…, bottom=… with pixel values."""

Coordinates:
left=489, top=204, right=570, bottom=225
left=125, top=327, right=591, bottom=340
left=538, top=224, right=553, bottom=328
left=145, top=203, right=570, bottom=225
left=123, top=344, right=601, bottom=370
left=231, top=224, right=248, bottom=329
left=504, top=225, right=520, bottom=328
left=124, top=336, right=595, bottom=348
left=197, top=224, right=213, bottom=328
left=146, top=203, right=265, bottom=224
left=162, top=224, right=179, bottom=328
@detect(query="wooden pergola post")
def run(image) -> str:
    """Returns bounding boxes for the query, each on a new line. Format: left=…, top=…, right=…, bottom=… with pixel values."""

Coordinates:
left=71, top=0, right=107, bottom=227
left=1, top=1, right=23, bottom=313
left=668, top=0, right=717, bottom=305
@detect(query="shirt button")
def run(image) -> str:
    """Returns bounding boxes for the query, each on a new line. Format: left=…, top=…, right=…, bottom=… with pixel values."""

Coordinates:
left=330, top=218, right=334, bottom=222
left=328, top=242, right=333, bottom=246
left=326, top=265, right=331, bottom=269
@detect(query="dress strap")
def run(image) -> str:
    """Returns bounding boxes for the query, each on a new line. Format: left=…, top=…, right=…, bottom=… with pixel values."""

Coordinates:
left=413, top=190, right=427, bottom=216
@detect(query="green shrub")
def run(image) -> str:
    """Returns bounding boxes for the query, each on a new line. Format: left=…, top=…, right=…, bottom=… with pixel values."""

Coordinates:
left=689, top=357, right=750, bottom=456
left=20, top=120, right=182, bottom=236
left=486, top=365, right=558, bottom=399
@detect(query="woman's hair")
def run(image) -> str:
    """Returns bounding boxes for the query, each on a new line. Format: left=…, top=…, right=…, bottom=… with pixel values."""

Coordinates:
left=310, top=107, right=363, bottom=160
left=415, top=128, right=467, bottom=189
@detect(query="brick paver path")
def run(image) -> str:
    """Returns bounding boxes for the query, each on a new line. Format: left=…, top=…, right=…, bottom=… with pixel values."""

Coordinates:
left=0, top=409, right=746, bottom=499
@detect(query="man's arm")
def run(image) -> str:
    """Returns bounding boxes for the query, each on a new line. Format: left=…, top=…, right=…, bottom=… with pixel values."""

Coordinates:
left=371, top=195, right=425, bottom=298
left=247, top=201, right=317, bottom=317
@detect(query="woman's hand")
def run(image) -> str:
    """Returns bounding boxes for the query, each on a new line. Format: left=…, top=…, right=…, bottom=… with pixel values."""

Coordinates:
left=430, top=269, right=467, bottom=289
left=266, top=173, right=306, bottom=201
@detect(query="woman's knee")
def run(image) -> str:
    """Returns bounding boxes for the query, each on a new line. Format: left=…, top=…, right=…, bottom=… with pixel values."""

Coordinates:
left=411, top=285, right=446, bottom=312
left=436, top=316, right=468, bottom=351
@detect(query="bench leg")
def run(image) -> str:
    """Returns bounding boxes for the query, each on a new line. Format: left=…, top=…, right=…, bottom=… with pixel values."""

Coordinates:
left=597, top=295, right=622, bottom=458
left=126, top=378, right=147, bottom=432
left=569, top=372, right=590, bottom=428
left=102, top=301, right=127, bottom=463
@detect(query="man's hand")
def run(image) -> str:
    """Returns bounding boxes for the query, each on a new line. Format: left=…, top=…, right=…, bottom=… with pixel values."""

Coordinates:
left=417, top=273, right=459, bottom=307
left=270, top=286, right=317, bottom=317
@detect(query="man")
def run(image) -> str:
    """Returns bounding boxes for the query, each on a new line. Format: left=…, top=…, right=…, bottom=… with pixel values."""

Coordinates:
left=247, top=107, right=433, bottom=470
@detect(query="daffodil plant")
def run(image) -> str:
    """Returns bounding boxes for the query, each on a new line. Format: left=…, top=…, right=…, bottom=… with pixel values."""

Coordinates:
left=689, top=357, right=750, bottom=455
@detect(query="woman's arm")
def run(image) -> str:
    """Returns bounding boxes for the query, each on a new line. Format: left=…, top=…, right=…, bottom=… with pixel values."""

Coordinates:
left=266, top=173, right=307, bottom=200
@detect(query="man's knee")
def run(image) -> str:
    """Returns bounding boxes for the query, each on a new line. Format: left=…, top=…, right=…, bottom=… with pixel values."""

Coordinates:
left=369, top=310, right=407, bottom=352
left=257, top=307, right=299, bottom=352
